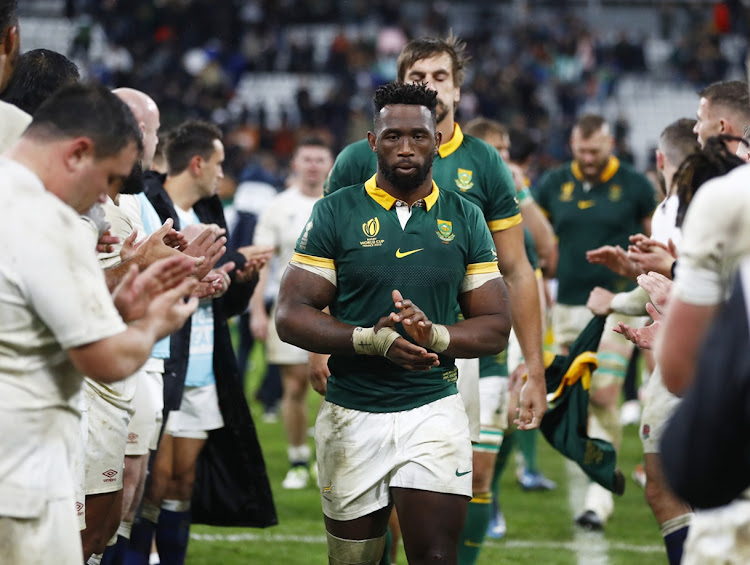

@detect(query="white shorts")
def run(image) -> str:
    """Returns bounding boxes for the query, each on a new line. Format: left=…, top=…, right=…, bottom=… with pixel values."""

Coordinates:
left=683, top=500, right=750, bottom=565
left=165, top=383, right=224, bottom=440
left=0, top=495, right=83, bottom=565
left=73, top=394, right=88, bottom=530
left=83, top=385, right=130, bottom=496
left=314, top=395, right=473, bottom=521
left=126, top=366, right=164, bottom=456
left=476, top=376, right=510, bottom=453
left=267, top=307, right=309, bottom=365
left=456, top=357, right=480, bottom=443
left=639, top=364, right=681, bottom=454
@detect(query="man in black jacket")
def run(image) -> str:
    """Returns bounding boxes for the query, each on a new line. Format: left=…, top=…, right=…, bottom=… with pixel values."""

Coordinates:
left=128, top=120, right=276, bottom=565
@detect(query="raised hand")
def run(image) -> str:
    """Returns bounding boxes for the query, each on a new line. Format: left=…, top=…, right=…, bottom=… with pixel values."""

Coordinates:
left=235, top=245, right=274, bottom=283
left=586, top=244, right=640, bottom=279
left=586, top=286, right=615, bottom=316
left=181, top=225, right=227, bottom=280
left=637, top=271, right=673, bottom=313
left=390, top=289, right=433, bottom=346
left=112, top=255, right=197, bottom=322
left=96, top=230, right=121, bottom=254
left=373, top=310, right=439, bottom=371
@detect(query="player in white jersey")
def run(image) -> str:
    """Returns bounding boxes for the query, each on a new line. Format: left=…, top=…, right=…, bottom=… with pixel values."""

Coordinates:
left=0, top=82, right=198, bottom=565
left=250, top=137, right=333, bottom=490
left=586, top=119, right=699, bottom=565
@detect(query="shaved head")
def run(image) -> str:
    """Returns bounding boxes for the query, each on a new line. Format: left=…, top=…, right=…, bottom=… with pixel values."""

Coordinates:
left=113, top=87, right=160, bottom=167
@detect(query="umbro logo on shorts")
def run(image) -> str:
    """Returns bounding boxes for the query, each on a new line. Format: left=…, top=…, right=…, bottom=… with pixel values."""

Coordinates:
left=127, top=432, right=139, bottom=443
left=76, top=502, right=84, bottom=513
left=102, top=469, right=118, bottom=482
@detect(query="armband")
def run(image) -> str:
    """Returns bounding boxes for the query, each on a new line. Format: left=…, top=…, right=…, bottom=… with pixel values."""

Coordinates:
left=352, top=326, right=401, bottom=357
left=517, top=187, right=533, bottom=204
left=428, top=323, right=451, bottom=353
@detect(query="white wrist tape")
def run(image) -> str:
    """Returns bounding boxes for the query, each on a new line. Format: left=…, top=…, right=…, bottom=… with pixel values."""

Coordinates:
left=352, top=326, right=401, bottom=357
left=428, top=324, right=451, bottom=353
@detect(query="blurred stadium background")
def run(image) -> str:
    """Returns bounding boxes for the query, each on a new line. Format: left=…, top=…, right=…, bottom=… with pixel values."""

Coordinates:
left=16, top=1, right=747, bottom=562
left=17, top=0, right=750, bottom=186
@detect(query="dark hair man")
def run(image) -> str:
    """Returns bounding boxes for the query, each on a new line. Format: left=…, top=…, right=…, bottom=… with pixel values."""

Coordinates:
left=0, top=82, right=197, bottom=564
left=276, top=81, right=511, bottom=565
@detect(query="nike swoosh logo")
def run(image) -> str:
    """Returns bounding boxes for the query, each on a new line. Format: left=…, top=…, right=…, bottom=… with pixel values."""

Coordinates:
left=395, top=248, right=424, bottom=258
left=578, top=200, right=596, bottom=210
left=455, top=469, right=472, bottom=477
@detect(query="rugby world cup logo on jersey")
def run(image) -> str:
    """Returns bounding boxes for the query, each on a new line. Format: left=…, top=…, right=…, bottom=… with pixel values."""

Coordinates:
left=455, top=168, right=474, bottom=191
left=360, top=217, right=385, bottom=248
left=299, top=220, right=313, bottom=250
left=436, top=219, right=455, bottom=243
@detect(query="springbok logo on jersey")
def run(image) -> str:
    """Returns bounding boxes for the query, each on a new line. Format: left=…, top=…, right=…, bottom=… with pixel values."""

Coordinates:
left=609, top=185, right=622, bottom=201
left=560, top=182, right=574, bottom=201
left=360, top=217, right=385, bottom=248
left=455, top=168, right=474, bottom=191
left=436, top=219, right=455, bottom=243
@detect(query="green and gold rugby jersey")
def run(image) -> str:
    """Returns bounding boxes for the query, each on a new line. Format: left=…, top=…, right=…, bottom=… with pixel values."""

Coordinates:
left=293, top=175, right=499, bottom=413
left=326, top=123, right=522, bottom=233
left=535, top=157, right=656, bottom=305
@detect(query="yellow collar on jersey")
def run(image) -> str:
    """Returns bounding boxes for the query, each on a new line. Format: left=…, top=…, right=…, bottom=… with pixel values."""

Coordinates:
left=438, top=122, right=463, bottom=158
left=364, top=174, right=440, bottom=211
left=571, top=155, right=620, bottom=183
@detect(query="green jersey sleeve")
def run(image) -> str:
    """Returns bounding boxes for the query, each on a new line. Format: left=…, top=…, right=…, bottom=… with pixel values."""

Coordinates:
left=294, top=198, right=337, bottom=266
left=474, top=140, right=521, bottom=231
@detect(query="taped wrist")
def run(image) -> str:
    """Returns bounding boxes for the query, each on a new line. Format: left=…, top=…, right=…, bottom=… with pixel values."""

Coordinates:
left=428, top=323, right=450, bottom=353
left=352, top=326, right=400, bottom=357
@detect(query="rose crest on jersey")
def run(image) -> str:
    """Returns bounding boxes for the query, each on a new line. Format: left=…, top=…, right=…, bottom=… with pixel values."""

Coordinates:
left=455, top=168, right=474, bottom=191
left=436, top=219, right=455, bottom=243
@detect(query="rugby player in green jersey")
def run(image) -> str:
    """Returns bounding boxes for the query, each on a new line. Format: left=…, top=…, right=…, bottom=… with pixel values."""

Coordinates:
left=323, top=38, right=547, bottom=563
left=276, top=82, right=512, bottom=565
left=534, top=114, right=656, bottom=530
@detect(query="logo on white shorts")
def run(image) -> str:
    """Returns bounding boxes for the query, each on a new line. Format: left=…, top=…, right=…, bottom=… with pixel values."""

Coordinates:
left=127, top=432, right=139, bottom=443
left=102, top=469, right=118, bottom=482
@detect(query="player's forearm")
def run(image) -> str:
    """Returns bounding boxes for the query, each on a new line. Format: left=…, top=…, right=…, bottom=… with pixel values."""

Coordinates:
left=249, top=264, right=270, bottom=315
left=443, top=313, right=511, bottom=358
left=503, top=264, right=545, bottom=378
left=275, top=302, right=358, bottom=355
left=610, top=286, right=649, bottom=317
left=521, top=202, right=557, bottom=274
left=69, top=323, right=158, bottom=383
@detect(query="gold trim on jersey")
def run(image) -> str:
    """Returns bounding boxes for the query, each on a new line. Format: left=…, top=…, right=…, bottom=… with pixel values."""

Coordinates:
left=291, top=252, right=335, bottom=270
left=438, top=122, right=464, bottom=158
left=487, top=213, right=522, bottom=232
left=364, top=174, right=440, bottom=211
left=466, top=261, right=499, bottom=275
left=571, top=156, right=620, bottom=183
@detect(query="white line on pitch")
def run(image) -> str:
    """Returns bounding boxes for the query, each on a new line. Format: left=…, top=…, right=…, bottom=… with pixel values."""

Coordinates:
left=566, top=459, right=610, bottom=564
left=190, top=532, right=661, bottom=554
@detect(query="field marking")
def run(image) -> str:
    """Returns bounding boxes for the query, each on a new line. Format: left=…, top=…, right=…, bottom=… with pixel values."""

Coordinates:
left=566, top=459, right=610, bottom=564
left=190, top=532, right=662, bottom=554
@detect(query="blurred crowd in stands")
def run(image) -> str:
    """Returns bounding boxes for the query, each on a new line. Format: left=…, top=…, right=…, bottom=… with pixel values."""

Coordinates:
left=53, top=0, right=750, bottom=190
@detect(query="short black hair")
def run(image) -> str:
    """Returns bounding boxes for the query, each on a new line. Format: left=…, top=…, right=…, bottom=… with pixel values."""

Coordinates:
left=1, top=49, right=80, bottom=115
left=26, top=82, right=143, bottom=159
left=165, top=120, right=222, bottom=175
left=372, top=82, right=437, bottom=128
left=0, top=0, right=18, bottom=33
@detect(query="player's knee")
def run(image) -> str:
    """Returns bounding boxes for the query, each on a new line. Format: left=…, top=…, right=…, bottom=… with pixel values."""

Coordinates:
left=326, top=532, right=386, bottom=565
